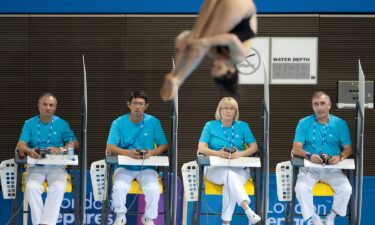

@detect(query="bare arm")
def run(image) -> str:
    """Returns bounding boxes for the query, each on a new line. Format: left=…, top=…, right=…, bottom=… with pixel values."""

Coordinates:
left=241, top=142, right=258, bottom=157
left=341, top=144, right=352, bottom=159
left=106, top=144, right=142, bottom=159
left=228, top=142, right=258, bottom=159
left=329, top=144, right=353, bottom=165
left=16, top=141, right=40, bottom=158
left=149, top=144, right=168, bottom=156
left=200, top=34, right=247, bottom=64
left=197, top=142, right=230, bottom=158
left=292, top=142, right=323, bottom=164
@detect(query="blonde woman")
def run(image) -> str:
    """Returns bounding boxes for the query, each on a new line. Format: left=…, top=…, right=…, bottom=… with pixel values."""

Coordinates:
left=197, top=97, right=261, bottom=225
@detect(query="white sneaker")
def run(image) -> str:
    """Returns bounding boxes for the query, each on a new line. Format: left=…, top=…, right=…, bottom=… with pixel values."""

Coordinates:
left=141, top=216, right=155, bottom=225
left=113, top=214, right=126, bottom=225
left=246, top=210, right=261, bottom=224
left=324, top=216, right=335, bottom=225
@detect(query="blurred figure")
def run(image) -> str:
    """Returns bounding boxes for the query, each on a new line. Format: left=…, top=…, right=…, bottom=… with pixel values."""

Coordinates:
left=161, top=0, right=257, bottom=100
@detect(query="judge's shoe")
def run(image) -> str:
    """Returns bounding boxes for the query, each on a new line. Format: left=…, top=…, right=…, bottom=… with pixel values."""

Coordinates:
left=324, top=216, right=335, bottom=225
left=113, top=213, right=126, bottom=225
left=141, top=216, right=155, bottom=225
left=246, top=209, right=261, bottom=224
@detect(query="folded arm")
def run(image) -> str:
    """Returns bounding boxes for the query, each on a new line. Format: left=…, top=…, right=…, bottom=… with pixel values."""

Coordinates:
left=200, top=34, right=248, bottom=64
left=106, top=144, right=142, bottom=159
left=16, top=141, right=40, bottom=158
left=197, top=142, right=230, bottom=158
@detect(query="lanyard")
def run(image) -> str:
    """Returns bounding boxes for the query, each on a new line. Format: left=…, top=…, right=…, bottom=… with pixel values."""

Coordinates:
left=312, top=119, right=329, bottom=153
left=37, top=116, right=54, bottom=149
left=131, top=118, right=144, bottom=148
left=221, top=122, right=235, bottom=149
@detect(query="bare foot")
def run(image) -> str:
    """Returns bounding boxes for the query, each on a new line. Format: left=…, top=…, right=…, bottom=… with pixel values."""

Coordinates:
left=161, top=73, right=179, bottom=101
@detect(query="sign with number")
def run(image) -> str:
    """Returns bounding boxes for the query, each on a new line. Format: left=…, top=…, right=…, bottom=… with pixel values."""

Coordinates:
left=271, top=37, right=318, bottom=84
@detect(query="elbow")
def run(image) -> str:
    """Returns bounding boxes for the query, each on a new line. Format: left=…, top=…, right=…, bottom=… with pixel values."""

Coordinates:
left=106, top=145, right=113, bottom=154
left=197, top=146, right=206, bottom=156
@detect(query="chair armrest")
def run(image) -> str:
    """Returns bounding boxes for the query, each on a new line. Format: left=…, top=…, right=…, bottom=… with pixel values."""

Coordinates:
left=14, top=152, right=27, bottom=164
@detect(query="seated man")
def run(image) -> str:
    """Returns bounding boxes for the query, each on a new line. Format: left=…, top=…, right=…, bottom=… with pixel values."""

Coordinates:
left=106, top=90, right=168, bottom=225
left=16, top=92, right=79, bottom=225
left=292, top=91, right=353, bottom=225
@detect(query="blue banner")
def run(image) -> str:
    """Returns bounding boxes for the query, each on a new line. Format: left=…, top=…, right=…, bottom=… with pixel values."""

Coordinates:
left=0, top=0, right=375, bottom=14
left=1, top=173, right=374, bottom=224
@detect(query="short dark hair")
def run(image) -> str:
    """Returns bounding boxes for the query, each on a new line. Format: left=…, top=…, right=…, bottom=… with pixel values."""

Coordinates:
left=38, top=92, right=57, bottom=103
left=128, top=90, right=149, bottom=104
left=213, top=67, right=239, bottom=95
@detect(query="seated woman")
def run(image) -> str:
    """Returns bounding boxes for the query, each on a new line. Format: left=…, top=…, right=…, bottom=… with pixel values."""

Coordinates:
left=197, top=97, right=261, bottom=225
left=161, top=0, right=257, bottom=101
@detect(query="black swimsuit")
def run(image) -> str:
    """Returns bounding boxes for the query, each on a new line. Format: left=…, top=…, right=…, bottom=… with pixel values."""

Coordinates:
left=229, top=16, right=256, bottom=42
left=213, top=16, right=256, bottom=95
left=216, top=15, right=255, bottom=54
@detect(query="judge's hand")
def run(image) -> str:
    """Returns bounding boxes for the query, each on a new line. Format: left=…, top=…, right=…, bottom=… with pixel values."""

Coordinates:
left=328, top=155, right=341, bottom=165
left=310, top=154, right=323, bottom=164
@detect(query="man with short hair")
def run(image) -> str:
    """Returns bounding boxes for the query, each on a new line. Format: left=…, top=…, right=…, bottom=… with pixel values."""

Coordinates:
left=107, top=90, right=168, bottom=225
left=292, top=91, right=353, bottom=225
left=17, top=93, right=79, bottom=225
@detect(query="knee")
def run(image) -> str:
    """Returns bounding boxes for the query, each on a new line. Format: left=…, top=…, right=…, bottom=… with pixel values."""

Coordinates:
left=175, top=30, right=190, bottom=51
left=223, top=170, right=240, bottom=186
left=113, top=181, right=131, bottom=193
left=144, top=182, right=160, bottom=195
left=337, top=183, right=352, bottom=196
left=49, top=180, right=67, bottom=193
left=26, top=181, right=43, bottom=194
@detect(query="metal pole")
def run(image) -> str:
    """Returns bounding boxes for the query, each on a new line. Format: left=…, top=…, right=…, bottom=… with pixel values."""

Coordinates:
left=170, top=58, right=178, bottom=225
left=261, top=59, right=269, bottom=224
left=79, top=54, right=88, bottom=224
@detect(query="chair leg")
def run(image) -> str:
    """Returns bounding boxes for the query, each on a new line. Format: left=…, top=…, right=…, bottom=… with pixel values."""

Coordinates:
left=193, top=165, right=204, bottom=225
left=101, top=164, right=112, bottom=225
left=182, top=196, right=188, bottom=225
left=163, top=169, right=171, bottom=225
left=23, top=191, right=28, bottom=225
left=11, top=165, right=23, bottom=225
left=73, top=168, right=80, bottom=225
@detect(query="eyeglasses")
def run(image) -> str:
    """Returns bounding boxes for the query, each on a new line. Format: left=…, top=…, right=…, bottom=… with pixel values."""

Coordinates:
left=130, top=102, right=146, bottom=107
left=221, top=107, right=235, bottom=111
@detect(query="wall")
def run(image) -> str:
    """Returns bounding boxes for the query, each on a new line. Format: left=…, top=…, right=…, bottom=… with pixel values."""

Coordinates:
left=0, top=15, right=374, bottom=175
left=1, top=0, right=375, bottom=13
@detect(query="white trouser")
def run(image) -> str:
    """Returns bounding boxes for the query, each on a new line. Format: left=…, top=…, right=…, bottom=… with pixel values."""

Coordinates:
left=205, top=166, right=251, bottom=222
left=295, top=167, right=352, bottom=220
left=112, top=168, right=160, bottom=219
left=25, top=165, right=67, bottom=225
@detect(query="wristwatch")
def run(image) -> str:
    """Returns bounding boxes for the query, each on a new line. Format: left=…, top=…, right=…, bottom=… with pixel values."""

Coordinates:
left=306, top=153, right=312, bottom=160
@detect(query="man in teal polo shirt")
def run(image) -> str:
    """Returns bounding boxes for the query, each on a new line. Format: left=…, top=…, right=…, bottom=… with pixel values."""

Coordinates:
left=292, top=91, right=353, bottom=225
left=106, top=90, right=168, bottom=225
left=16, top=93, right=79, bottom=225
